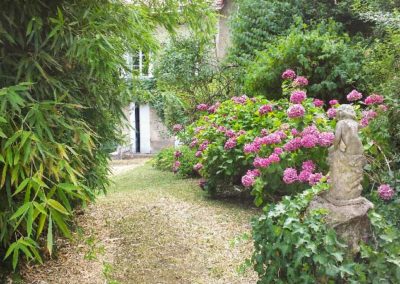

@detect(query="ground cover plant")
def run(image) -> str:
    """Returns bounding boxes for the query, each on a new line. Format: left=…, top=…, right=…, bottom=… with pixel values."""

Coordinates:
left=252, top=182, right=400, bottom=283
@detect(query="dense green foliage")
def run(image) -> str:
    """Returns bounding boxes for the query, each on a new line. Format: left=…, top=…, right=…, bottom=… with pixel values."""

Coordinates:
left=252, top=183, right=400, bottom=283
left=0, top=0, right=214, bottom=270
left=244, top=22, right=365, bottom=101
left=228, top=0, right=370, bottom=66
left=143, top=37, right=238, bottom=129
left=152, top=146, right=198, bottom=178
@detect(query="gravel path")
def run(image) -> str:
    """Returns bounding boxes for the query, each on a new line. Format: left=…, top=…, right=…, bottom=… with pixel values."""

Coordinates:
left=21, top=163, right=258, bottom=284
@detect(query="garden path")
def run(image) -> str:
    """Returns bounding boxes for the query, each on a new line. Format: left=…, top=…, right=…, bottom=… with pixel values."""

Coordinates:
left=21, top=160, right=257, bottom=284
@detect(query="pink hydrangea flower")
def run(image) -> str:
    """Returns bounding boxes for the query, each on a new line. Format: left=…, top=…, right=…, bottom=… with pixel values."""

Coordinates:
left=291, top=128, right=299, bottom=136
left=224, top=137, right=237, bottom=150
left=263, top=133, right=282, bottom=145
left=199, top=140, right=209, bottom=151
left=313, top=99, right=324, bottom=107
left=274, top=147, right=283, bottom=155
left=217, top=126, right=227, bottom=133
left=237, top=130, right=247, bottom=136
left=290, top=90, right=307, bottom=104
left=347, top=90, right=362, bottom=101
left=378, top=184, right=395, bottom=200
left=173, top=161, right=181, bottom=172
left=276, top=130, right=287, bottom=139
left=293, top=76, right=309, bottom=86
left=241, top=174, right=256, bottom=187
left=362, top=110, right=377, bottom=120
left=302, top=160, right=316, bottom=172
left=287, top=104, right=305, bottom=118
left=253, top=157, right=271, bottom=168
left=174, top=151, right=182, bottom=158
left=244, top=143, right=260, bottom=154
left=360, top=117, right=369, bottom=128
left=268, top=153, right=281, bottom=164
left=329, top=99, right=339, bottom=106
left=364, top=94, right=384, bottom=105
left=225, top=129, right=236, bottom=138
left=283, top=168, right=298, bottom=184
left=298, top=170, right=312, bottom=183
left=309, top=173, right=323, bottom=185
left=247, top=169, right=261, bottom=177
left=301, top=125, right=319, bottom=137
left=282, top=69, right=296, bottom=80
left=208, top=102, right=220, bottom=113
left=193, top=163, right=203, bottom=171
left=189, top=138, right=198, bottom=148
left=327, top=108, right=337, bottom=119
left=259, top=104, right=273, bottom=115
left=318, top=132, right=335, bottom=147
left=197, top=103, right=209, bottom=111
left=301, top=134, right=318, bottom=148
left=195, top=151, right=202, bottom=157
left=173, top=124, right=183, bottom=132
left=283, top=137, right=302, bottom=152
left=232, top=95, right=248, bottom=104
left=378, top=104, right=388, bottom=111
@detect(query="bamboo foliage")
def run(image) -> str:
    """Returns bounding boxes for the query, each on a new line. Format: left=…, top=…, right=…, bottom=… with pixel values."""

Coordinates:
left=0, top=0, right=215, bottom=270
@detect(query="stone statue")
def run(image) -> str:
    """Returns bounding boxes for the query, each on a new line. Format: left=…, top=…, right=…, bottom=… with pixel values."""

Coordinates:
left=308, top=104, right=374, bottom=253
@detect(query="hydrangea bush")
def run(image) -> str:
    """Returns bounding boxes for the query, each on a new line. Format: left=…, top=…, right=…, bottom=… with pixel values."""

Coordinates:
left=179, top=70, right=388, bottom=205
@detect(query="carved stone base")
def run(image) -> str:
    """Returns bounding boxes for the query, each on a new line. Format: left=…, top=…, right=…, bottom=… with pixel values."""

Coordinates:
left=308, top=195, right=374, bottom=254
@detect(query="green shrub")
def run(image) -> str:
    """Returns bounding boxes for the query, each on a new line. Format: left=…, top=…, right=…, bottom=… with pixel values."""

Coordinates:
left=244, top=21, right=365, bottom=101
left=152, top=146, right=198, bottom=178
left=252, top=183, right=400, bottom=283
left=181, top=75, right=386, bottom=204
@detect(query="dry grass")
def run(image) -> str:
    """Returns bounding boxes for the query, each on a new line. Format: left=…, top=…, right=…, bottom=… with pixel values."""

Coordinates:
left=20, top=162, right=259, bottom=284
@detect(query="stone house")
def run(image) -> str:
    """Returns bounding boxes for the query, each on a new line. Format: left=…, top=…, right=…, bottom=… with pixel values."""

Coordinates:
left=117, top=0, right=235, bottom=156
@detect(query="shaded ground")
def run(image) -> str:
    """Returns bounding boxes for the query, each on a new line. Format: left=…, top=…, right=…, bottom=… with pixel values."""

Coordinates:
left=20, top=161, right=258, bottom=283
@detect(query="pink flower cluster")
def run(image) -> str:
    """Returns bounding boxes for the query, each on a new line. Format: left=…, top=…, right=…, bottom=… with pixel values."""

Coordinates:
left=293, top=76, right=309, bottom=87
left=329, top=99, right=339, bottom=106
left=172, top=160, right=181, bottom=173
left=283, top=126, right=334, bottom=151
left=253, top=153, right=281, bottom=168
left=193, top=163, right=203, bottom=171
left=259, top=104, right=273, bottom=115
left=189, top=138, right=198, bottom=148
left=287, top=104, right=305, bottom=118
left=313, top=99, right=324, bottom=107
left=207, top=102, right=221, bottom=113
left=174, top=151, right=182, bottom=158
left=173, top=124, right=183, bottom=132
left=224, top=137, right=237, bottom=150
left=364, top=94, right=384, bottom=105
left=290, top=90, right=307, bottom=104
left=231, top=95, right=248, bottom=104
left=241, top=168, right=261, bottom=187
left=199, top=140, right=209, bottom=151
left=378, top=184, right=395, bottom=200
left=360, top=110, right=377, bottom=128
left=197, top=103, right=209, bottom=111
left=282, top=69, right=296, bottom=80
left=347, top=90, right=362, bottom=101
left=283, top=160, right=323, bottom=185
left=327, top=108, right=337, bottom=119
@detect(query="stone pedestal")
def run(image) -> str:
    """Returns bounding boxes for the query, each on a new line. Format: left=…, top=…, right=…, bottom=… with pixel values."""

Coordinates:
left=308, top=194, right=374, bottom=253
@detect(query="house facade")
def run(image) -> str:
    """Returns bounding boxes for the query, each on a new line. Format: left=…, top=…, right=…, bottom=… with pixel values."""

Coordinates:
left=117, top=0, right=235, bottom=156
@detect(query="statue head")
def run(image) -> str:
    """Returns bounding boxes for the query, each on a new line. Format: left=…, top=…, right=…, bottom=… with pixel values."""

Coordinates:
left=337, top=104, right=356, bottom=120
